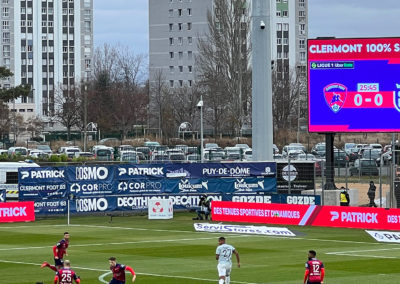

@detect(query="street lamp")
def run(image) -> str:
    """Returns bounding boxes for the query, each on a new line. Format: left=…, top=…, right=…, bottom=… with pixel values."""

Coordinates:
left=197, top=96, right=204, bottom=163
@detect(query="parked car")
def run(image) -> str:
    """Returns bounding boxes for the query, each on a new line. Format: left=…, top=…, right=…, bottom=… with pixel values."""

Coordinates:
left=144, top=141, right=160, bottom=151
left=283, top=144, right=306, bottom=157
left=204, top=149, right=224, bottom=161
left=0, top=149, right=8, bottom=155
left=7, top=147, right=28, bottom=156
left=186, top=154, right=200, bottom=163
left=63, top=147, right=81, bottom=159
left=37, top=145, right=52, bottom=155
left=362, top=148, right=381, bottom=161
left=376, top=151, right=392, bottom=166
left=344, top=143, right=356, bottom=155
left=348, top=147, right=359, bottom=162
left=93, top=146, right=114, bottom=161
left=169, top=152, right=185, bottom=162
left=151, top=153, right=170, bottom=163
left=349, top=159, right=379, bottom=176
left=120, top=150, right=139, bottom=163
left=135, top=147, right=151, bottom=160
left=29, top=150, right=49, bottom=159
left=244, top=149, right=252, bottom=161
left=287, top=149, right=305, bottom=159
left=311, top=143, right=326, bottom=158
left=369, top=143, right=383, bottom=153
left=205, top=143, right=219, bottom=149
left=235, top=144, right=250, bottom=150
left=225, top=147, right=242, bottom=159
left=289, top=143, right=307, bottom=153
left=334, top=149, right=348, bottom=167
left=297, top=153, right=316, bottom=161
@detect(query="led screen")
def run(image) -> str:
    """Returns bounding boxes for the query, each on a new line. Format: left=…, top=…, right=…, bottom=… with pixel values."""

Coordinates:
left=308, top=37, right=400, bottom=132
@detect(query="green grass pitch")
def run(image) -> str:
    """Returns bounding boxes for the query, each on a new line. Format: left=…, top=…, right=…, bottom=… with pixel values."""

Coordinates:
left=0, top=212, right=399, bottom=283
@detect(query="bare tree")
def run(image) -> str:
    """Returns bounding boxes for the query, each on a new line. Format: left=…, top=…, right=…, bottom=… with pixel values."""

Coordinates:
left=272, top=68, right=302, bottom=130
left=53, top=84, right=83, bottom=141
left=149, top=68, right=169, bottom=140
left=89, top=44, right=148, bottom=137
left=26, top=116, right=45, bottom=139
left=197, top=0, right=252, bottom=136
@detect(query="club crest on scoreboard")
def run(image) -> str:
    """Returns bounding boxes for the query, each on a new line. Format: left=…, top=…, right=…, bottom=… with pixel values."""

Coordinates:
left=324, top=83, right=347, bottom=113
left=395, top=85, right=400, bottom=113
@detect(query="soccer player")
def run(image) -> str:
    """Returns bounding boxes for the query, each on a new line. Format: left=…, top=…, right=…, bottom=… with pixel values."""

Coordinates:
left=108, top=256, right=136, bottom=283
left=216, top=237, right=240, bottom=284
left=54, top=260, right=80, bottom=284
left=304, top=250, right=325, bottom=284
left=42, top=232, right=70, bottom=271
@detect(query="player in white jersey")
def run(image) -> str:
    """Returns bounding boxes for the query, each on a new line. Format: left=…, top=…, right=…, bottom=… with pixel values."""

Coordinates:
left=215, top=237, right=240, bottom=284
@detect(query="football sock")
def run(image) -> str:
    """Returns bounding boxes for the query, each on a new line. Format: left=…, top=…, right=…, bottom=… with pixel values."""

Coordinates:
left=226, top=276, right=230, bottom=284
left=219, top=279, right=224, bottom=284
left=49, top=265, right=57, bottom=272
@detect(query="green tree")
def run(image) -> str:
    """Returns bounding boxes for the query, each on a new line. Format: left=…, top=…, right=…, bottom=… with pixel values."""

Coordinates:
left=0, top=66, right=31, bottom=140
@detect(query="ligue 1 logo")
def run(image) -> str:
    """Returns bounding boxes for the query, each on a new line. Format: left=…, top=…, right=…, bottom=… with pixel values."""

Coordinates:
left=324, top=83, right=347, bottom=113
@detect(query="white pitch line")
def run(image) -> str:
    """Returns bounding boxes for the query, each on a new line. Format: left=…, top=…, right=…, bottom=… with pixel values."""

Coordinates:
left=98, top=271, right=111, bottom=284
left=0, top=259, right=262, bottom=284
left=327, top=247, right=400, bottom=255
left=0, top=235, right=246, bottom=251
left=328, top=253, right=398, bottom=259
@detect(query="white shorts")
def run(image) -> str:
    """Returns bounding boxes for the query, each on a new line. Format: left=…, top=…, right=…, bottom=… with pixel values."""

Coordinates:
left=217, top=262, right=232, bottom=277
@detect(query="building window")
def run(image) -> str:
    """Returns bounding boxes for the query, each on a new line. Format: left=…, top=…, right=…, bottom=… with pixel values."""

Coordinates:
left=188, top=51, right=193, bottom=60
left=277, top=51, right=282, bottom=59
left=179, top=80, right=183, bottom=87
left=276, top=11, right=281, bottom=17
left=169, top=66, right=174, bottom=73
left=188, top=37, right=193, bottom=45
left=169, top=37, right=174, bottom=45
left=299, top=39, right=305, bottom=49
left=277, top=23, right=282, bottom=31
left=169, top=23, right=173, bottom=31
left=21, top=7, right=26, bottom=13
left=170, top=52, right=174, bottom=59
left=2, top=7, right=9, bottom=17
left=2, top=20, right=9, bottom=30
left=283, top=51, right=288, bottom=59
left=283, top=23, right=289, bottom=31
left=187, top=22, right=192, bottom=30
left=187, top=8, right=192, bottom=16
left=300, top=52, right=306, bottom=61
left=282, top=10, right=288, bottom=17
left=277, top=38, right=282, bottom=45
left=179, top=52, right=183, bottom=60
left=299, top=0, right=305, bottom=7
left=178, top=23, right=183, bottom=30
left=178, top=37, right=183, bottom=45
left=178, top=9, right=182, bottom=16
left=179, top=66, right=183, bottom=72
left=169, top=80, right=174, bottom=87
left=283, top=38, right=288, bottom=45
left=188, top=80, right=192, bottom=87
left=300, top=24, right=305, bottom=34
left=169, top=9, right=173, bottom=17
left=188, top=66, right=192, bottom=73
left=299, top=11, right=305, bottom=17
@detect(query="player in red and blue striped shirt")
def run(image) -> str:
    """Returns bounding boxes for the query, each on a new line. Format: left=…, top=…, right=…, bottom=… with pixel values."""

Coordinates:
left=54, top=260, right=80, bottom=284
left=109, top=256, right=136, bottom=284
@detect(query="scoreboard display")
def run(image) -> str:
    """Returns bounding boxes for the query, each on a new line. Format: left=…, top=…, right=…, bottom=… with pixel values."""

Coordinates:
left=308, top=37, right=400, bottom=132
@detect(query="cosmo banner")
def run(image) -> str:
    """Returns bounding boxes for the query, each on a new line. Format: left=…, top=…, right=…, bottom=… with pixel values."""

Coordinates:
left=366, top=230, right=400, bottom=243
left=212, top=201, right=400, bottom=230
left=0, top=201, right=35, bottom=223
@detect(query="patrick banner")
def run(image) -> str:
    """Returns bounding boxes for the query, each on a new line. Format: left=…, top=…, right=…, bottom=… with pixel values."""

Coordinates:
left=0, top=201, right=35, bottom=223
left=211, top=201, right=400, bottom=231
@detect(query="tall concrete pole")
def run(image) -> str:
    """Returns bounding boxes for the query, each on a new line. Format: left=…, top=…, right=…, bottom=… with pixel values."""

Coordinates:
left=252, top=0, right=273, bottom=161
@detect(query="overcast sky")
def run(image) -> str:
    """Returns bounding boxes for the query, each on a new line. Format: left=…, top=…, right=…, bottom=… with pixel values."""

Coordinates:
left=94, top=0, right=400, bottom=55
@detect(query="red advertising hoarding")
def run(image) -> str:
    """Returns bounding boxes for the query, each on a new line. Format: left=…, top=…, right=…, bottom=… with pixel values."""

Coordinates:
left=0, top=202, right=35, bottom=223
left=211, top=201, right=400, bottom=231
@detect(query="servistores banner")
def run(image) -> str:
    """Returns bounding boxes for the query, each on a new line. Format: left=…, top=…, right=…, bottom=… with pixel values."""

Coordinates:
left=211, top=201, right=400, bottom=231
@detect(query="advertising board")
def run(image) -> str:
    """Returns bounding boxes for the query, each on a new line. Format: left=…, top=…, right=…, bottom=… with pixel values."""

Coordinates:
left=0, top=201, right=35, bottom=223
left=308, top=37, right=400, bottom=132
left=212, top=201, right=400, bottom=231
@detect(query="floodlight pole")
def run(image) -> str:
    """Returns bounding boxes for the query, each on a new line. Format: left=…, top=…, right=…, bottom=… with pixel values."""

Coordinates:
left=252, top=0, right=273, bottom=161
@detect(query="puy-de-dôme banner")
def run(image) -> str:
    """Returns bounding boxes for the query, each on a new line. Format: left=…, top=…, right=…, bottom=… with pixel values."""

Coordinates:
left=212, top=201, right=400, bottom=231
left=17, top=162, right=296, bottom=214
left=308, top=37, right=400, bottom=132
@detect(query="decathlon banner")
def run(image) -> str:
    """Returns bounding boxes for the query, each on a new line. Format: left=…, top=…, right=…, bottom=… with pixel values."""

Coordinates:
left=194, top=223, right=296, bottom=237
left=0, top=201, right=35, bottom=223
left=366, top=230, right=400, bottom=243
left=212, top=202, right=400, bottom=230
